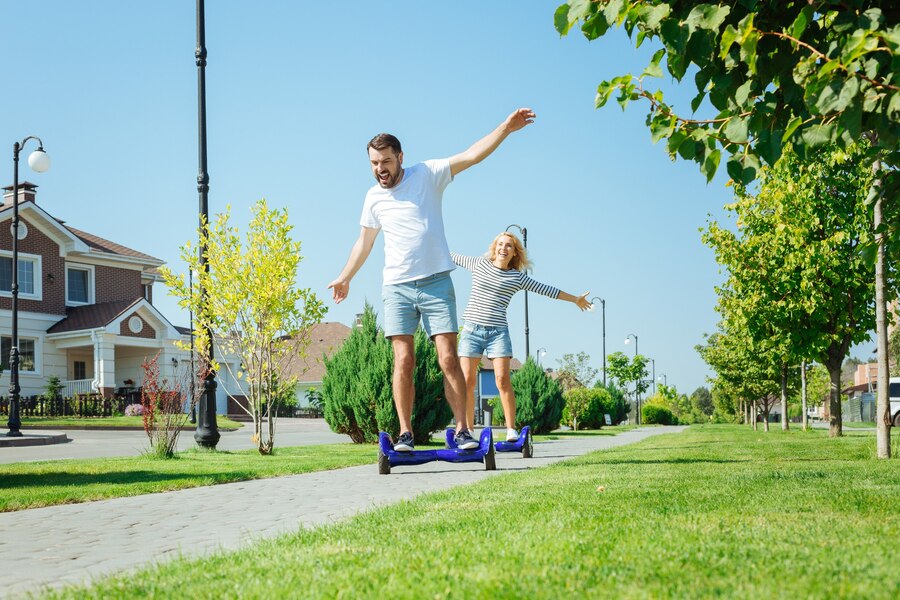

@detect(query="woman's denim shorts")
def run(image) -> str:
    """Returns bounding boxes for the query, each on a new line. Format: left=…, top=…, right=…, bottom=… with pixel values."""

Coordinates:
left=458, top=323, right=513, bottom=358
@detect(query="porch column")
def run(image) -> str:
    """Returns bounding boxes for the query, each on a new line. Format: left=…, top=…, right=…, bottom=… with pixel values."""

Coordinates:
left=92, top=332, right=115, bottom=398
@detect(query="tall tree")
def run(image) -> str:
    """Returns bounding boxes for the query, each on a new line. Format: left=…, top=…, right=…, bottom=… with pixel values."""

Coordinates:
left=557, top=0, right=899, bottom=455
left=556, top=351, right=600, bottom=391
left=704, top=143, right=877, bottom=436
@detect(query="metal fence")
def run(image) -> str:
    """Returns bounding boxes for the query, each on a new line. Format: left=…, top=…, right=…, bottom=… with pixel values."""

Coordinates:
left=0, top=395, right=131, bottom=418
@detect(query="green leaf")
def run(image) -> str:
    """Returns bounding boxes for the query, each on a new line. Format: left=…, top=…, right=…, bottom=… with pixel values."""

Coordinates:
left=554, top=4, right=572, bottom=36
left=724, top=116, right=749, bottom=144
left=642, top=48, right=666, bottom=78
left=734, top=80, right=753, bottom=106
left=701, top=149, right=722, bottom=183
left=815, top=76, right=859, bottom=114
left=800, top=123, right=835, bottom=147
left=691, top=91, right=706, bottom=113
left=581, top=12, right=611, bottom=40
left=602, top=0, right=624, bottom=26
left=642, top=4, right=670, bottom=30
left=782, top=116, right=803, bottom=142
left=720, top=24, right=739, bottom=59
left=678, top=139, right=698, bottom=160
left=650, top=114, right=676, bottom=143
left=685, top=4, right=730, bottom=35
left=740, top=30, right=760, bottom=74
left=790, top=6, right=812, bottom=40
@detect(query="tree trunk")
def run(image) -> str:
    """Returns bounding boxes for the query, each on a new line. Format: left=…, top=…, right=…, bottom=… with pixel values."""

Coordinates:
left=801, top=360, right=808, bottom=431
left=781, top=365, right=789, bottom=431
left=873, top=154, right=892, bottom=458
left=752, top=401, right=758, bottom=431
left=828, top=365, right=843, bottom=437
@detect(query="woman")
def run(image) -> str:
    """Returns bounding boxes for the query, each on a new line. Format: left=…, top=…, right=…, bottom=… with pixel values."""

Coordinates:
left=452, top=232, right=591, bottom=442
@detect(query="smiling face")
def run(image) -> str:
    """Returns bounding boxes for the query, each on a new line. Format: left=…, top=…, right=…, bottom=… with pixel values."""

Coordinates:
left=368, top=146, right=403, bottom=189
left=492, top=234, right=517, bottom=269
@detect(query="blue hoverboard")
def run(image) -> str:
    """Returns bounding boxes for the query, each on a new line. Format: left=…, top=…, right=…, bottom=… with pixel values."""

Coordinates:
left=378, top=428, right=496, bottom=475
left=445, top=425, right=533, bottom=458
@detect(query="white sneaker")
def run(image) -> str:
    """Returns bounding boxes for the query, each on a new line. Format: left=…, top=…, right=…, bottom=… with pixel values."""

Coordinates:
left=506, top=428, right=519, bottom=442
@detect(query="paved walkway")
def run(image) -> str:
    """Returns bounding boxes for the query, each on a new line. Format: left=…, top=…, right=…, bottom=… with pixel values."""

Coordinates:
left=0, top=425, right=684, bottom=598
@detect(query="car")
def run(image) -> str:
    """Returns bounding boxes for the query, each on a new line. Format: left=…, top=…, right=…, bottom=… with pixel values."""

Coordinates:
left=889, top=378, right=900, bottom=427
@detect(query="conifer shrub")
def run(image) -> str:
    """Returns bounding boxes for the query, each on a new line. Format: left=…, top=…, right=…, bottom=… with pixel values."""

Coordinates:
left=510, top=357, right=564, bottom=434
left=321, top=303, right=451, bottom=444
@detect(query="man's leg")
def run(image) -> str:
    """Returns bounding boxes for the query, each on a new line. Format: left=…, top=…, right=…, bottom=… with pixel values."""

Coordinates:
left=390, top=335, right=416, bottom=435
left=433, top=332, right=469, bottom=432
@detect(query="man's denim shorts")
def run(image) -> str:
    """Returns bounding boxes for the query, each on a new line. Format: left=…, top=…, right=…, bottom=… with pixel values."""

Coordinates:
left=382, top=271, right=458, bottom=338
left=458, top=323, right=513, bottom=359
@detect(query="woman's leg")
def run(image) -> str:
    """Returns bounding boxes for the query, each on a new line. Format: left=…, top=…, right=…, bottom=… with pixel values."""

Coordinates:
left=493, top=357, right=516, bottom=429
left=459, top=356, right=480, bottom=432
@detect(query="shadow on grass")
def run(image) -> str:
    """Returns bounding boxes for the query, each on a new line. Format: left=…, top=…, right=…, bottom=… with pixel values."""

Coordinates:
left=569, top=457, right=749, bottom=466
left=0, top=470, right=207, bottom=489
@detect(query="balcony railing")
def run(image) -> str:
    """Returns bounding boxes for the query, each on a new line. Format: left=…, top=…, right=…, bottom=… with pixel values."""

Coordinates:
left=62, top=379, right=95, bottom=397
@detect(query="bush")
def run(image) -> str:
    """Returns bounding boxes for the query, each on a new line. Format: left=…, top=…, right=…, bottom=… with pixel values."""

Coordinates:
left=43, top=375, right=64, bottom=400
left=563, top=387, right=613, bottom=430
left=124, top=403, right=144, bottom=416
left=321, top=303, right=452, bottom=444
left=642, top=403, right=677, bottom=425
left=510, top=358, right=564, bottom=434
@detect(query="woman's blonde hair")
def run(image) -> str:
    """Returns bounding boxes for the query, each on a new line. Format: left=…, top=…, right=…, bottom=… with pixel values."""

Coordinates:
left=486, top=232, right=531, bottom=272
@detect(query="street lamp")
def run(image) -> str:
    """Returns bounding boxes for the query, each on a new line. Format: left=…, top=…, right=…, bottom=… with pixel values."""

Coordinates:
left=536, top=347, right=547, bottom=368
left=6, top=137, right=50, bottom=437
left=624, top=333, right=639, bottom=424
left=589, top=296, right=606, bottom=387
left=658, top=373, right=667, bottom=386
left=505, top=224, right=529, bottom=358
left=649, top=358, right=656, bottom=395
left=194, top=0, right=219, bottom=449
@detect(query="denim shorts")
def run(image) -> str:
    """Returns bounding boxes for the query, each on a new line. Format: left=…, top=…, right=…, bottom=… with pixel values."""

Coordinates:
left=382, top=271, right=458, bottom=338
left=458, top=323, right=513, bottom=359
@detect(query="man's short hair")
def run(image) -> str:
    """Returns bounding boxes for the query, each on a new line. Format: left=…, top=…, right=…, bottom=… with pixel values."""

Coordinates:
left=367, top=133, right=402, bottom=155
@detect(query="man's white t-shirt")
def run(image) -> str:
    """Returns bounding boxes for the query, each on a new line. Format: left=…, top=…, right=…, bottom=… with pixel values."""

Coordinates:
left=360, top=158, right=456, bottom=285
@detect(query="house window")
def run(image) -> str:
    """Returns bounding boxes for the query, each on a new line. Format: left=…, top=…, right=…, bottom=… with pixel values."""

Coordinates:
left=74, top=361, right=87, bottom=380
left=0, top=337, right=36, bottom=372
left=66, top=264, right=95, bottom=305
left=0, top=252, right=41, bottom=299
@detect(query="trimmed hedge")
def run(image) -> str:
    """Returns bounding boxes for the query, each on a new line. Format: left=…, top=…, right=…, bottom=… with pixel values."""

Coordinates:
left=642, top=403, right=677, bottom=425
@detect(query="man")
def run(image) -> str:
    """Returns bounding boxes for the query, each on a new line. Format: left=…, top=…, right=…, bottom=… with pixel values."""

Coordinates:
left=329, top=108, right=536, bottom=451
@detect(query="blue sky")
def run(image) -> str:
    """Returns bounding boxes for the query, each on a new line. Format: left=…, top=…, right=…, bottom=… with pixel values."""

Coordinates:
left=2, top=1, right=766, bottom=394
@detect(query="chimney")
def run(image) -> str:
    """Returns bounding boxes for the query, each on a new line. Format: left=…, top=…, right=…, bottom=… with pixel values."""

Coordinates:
left=2, top=181, right=38, bottom=206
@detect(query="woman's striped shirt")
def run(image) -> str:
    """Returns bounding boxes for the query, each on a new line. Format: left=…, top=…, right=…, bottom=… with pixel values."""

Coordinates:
left=451, top=253, right=560, bottom=328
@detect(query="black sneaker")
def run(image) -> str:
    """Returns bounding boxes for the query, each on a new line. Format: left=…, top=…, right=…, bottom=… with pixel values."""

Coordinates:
left=393, top=431, right=414, bottom=452
left=454, top=429, right=479, bottom=450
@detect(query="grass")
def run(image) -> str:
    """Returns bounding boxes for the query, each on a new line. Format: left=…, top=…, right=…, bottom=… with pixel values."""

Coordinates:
left=0, top=443, right=376, bottom=512
left=43, top=425, right=900, bottom=599
left=20, top=415, right=242, bottom=429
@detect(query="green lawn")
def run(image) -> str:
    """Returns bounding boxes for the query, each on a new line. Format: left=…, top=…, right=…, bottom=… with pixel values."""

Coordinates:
left=20, top=415, right=242, bottom=430
left=0, top=444, right=375, bottom=512
left=44, top=425, right=900, bottom=599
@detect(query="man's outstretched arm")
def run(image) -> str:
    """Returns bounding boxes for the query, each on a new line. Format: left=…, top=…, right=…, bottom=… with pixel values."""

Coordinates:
left=448, top=108, right=536, bottom=177
left=328, top=226, right=379, bottom=304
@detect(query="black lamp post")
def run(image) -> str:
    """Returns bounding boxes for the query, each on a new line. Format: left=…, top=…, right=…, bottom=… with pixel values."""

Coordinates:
left=505, top=224, right=529, bottom=359
left=589, top=296, right=606, bottom=387
left=6, top=137, right=50, bottom=437
left=624, top=333, right=639, bottom=424
left=193, top=0, right=219, bottom=449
